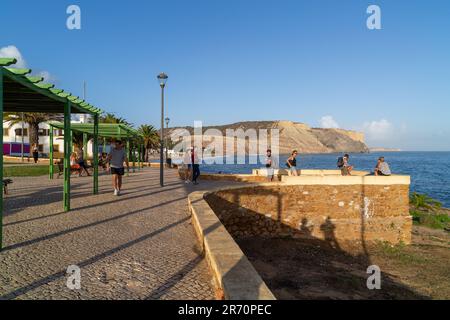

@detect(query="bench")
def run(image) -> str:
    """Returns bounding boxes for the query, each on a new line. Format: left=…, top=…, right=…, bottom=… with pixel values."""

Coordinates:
left=55, top=160, right=96, bottom=178
left=3, top=179, right=13, bottom=195
left=56, top=160, right=82, bottom=178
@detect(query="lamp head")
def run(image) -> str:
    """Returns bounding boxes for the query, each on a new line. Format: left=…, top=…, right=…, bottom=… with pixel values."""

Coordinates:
left=157, top=72, right=168, bottom=87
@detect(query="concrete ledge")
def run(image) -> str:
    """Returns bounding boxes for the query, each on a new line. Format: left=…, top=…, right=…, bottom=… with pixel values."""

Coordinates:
left=282, top=174, right=411, bottom=185
left=254, top=168, right=370, bottom=177
left=188, top=191, right=276, bottom=300
left=200, top=173, right=270, bottom=183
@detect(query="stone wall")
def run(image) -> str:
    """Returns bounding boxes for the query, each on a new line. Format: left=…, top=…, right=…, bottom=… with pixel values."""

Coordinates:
left=205, top=179, right=412, bottom=250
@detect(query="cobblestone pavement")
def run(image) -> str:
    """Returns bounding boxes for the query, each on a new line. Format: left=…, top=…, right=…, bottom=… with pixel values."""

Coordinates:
left=0, top=168, right=233, bottom=300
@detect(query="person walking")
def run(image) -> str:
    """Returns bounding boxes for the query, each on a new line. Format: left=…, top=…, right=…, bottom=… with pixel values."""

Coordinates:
left=32, top=144, right=39, bottom=164
left=75, top=145, right=91, bottom=177
left=192, top=147, right=201, bottom=185
left=182, top=148, right=192, bottom=184
left=107, top=140, right=129, bottom=196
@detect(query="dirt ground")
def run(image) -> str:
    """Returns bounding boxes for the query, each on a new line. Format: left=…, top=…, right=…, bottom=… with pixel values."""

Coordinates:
left=238, top=226, right=450, bottom=300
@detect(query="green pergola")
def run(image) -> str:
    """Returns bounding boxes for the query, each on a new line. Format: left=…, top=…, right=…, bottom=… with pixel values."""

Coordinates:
left=0, top=57, right=103, bottom=250
left=47, top=122, right=144, bottom=179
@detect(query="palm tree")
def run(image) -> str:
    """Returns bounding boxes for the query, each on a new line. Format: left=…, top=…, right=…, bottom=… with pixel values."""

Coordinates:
left=137, top=124, right=160, bottom=162
left=3, top=112, right=63, bottom=148
left=99, top=112, right=132, bottom=127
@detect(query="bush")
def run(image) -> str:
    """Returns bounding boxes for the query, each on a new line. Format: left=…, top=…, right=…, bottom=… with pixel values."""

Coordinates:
left=410, top=192, right=442, bottom=212
left=411, top=210, right=450, bottom=230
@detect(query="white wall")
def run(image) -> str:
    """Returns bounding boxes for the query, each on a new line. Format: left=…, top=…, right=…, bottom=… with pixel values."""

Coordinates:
left=3, top=121, right=84, bottom=156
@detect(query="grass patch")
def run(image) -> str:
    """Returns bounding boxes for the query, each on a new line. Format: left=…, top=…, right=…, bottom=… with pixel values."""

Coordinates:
left=3, top=165, right=58, bottom=177
left=411, top=210, right=450, bottom=230
left=377, top=241, right=427, bottom=265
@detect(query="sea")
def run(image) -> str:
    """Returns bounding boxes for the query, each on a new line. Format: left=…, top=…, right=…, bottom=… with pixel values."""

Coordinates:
left=192, top=152, right=450, bottom=208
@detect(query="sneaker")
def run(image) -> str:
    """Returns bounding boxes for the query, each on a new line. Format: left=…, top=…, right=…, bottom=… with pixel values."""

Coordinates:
left=113, top=189, right=118, bottom=196
left=117, top=190, right=121, bottom=196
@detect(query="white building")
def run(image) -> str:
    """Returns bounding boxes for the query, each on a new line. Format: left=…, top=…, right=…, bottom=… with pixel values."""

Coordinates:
left=2, top=117, right=98, bottom=158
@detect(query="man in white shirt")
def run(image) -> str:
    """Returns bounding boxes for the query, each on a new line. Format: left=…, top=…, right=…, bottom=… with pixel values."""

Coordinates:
left=264, top=149, right=278, bottom=182
left=182, top=148, right=192, bottom=184
left=107, top=141, right=129, bottom=196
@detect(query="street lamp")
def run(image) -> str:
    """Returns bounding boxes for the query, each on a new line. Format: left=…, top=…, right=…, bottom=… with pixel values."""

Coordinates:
left=157, top=72, right=168, bottom=187
left=165, top=117, right=170, bottom=161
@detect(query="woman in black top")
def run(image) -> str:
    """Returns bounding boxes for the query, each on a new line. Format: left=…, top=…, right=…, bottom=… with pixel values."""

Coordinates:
left=286, top=150, right=299, bottom=176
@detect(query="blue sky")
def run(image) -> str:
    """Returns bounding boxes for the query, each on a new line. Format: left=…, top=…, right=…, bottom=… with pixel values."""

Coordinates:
left=1, top=0, right=449, bottom=150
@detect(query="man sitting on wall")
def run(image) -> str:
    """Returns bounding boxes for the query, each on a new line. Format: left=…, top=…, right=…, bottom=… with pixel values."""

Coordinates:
left=338, top=154, right=353, bottom=176
left=374, top=156, right=392, bottom=176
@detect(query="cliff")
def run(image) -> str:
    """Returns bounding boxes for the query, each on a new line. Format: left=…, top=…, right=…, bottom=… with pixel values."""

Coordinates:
left=168, top=120, right=369, bottom=154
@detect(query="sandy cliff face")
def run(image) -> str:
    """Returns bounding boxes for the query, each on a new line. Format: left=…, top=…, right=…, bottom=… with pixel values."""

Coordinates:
left=168, top=120, right=369, bottom=154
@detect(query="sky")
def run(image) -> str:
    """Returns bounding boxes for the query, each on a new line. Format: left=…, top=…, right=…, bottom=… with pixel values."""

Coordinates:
left=1, top=0, right=449, bottom=150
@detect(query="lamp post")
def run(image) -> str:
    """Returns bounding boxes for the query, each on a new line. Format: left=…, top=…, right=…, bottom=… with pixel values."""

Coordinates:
left=165, top=117, right=170, bottom=162
left=157, top=72, right=168, bottom=187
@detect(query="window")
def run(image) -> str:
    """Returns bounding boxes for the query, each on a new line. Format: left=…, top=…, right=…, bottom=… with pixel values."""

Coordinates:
left=39, top=129, right=50, bottom=136
left=3, top=128, right=9, bottom=137
left=14, top=128, right=28, bottom=136
left=38, top=144, right=44, bottom=152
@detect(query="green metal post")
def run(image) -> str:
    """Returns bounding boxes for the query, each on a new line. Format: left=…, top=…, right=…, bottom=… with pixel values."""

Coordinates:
left=83, top=132, right=88, bottom=160
left=93, top=114, right=99, bottom=195
left=64, top=101, right=71, bottom=212
left=49, top=125, right=54, bottom=180
left=0, top=68, right=4, bottom=250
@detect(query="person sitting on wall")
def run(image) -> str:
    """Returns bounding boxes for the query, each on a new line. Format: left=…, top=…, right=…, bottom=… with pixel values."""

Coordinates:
left=70, top=152, right=82, bottom=175
left=264, top=149, right=278, bottom=182
left=338, top=153, right=353, bottom=176
left=286, top=150, right=299, bottom=176
left=374, top=156, right=392, bottom=176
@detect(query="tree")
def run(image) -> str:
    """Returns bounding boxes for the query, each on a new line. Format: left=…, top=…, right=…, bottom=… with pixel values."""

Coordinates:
left=99, top=112, right=132, bottom=127
left=137, top=124, right=160, bottom=162
left=3, top=112, right=63, bottom=148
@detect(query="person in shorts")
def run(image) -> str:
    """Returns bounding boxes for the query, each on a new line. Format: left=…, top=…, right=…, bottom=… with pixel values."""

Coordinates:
left=75, top=145, right=91, bottom=177
left=182, top=148, right=192, bottom=184
left=286, top=150, right=299, bottom=176
left=107, top=141, right=129, bottom=196
left=264, top=149, right=277, bottom=182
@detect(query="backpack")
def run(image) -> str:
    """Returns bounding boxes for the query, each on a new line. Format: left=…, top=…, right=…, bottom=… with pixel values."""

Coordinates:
left=337, top=157, right=344, bottom=168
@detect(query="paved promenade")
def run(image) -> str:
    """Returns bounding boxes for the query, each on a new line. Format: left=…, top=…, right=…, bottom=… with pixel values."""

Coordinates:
left=0, top=168, right=228, bottom=300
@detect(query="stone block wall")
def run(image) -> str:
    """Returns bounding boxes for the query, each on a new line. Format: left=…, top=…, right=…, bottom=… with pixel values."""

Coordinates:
left=205, top=182, right=412, bottom=248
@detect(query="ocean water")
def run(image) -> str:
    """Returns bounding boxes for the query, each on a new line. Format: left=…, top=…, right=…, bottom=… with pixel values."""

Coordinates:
left=196, top=152, right=450, bottom=207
